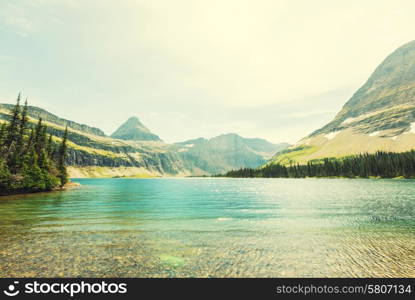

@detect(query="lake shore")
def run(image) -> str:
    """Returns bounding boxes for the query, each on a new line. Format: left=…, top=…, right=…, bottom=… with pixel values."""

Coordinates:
left=0, top=181, right=81, bottom=197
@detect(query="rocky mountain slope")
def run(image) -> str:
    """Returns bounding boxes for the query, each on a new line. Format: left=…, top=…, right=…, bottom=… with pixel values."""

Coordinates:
left=175, top=134, right=289, bottom=174
left=110, top=116, right=162, bottom=141
left=0, top=104, right=285, bottom=176
left=270, top=40, right=415, bottom=165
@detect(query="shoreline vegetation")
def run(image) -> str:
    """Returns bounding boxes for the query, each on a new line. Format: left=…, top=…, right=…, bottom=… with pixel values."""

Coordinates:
left=219, top=150, right=415, bottom=179
left=0, top=181, right=81, bottom=197
left=0, top=94, right=69, bottom=196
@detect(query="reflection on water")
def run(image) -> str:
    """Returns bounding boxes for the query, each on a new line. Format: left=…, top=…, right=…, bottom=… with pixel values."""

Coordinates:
left=0, top=178, right=414, bottom=277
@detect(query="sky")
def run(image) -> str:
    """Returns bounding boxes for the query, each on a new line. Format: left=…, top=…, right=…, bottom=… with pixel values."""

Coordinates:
left=0, top=0, right=414, bottom=144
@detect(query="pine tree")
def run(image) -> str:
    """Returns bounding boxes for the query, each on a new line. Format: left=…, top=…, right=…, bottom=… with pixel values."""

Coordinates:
left=17, top=98, right=28, bottom=148
left=0, top=157, right=11, bottom=191
left=4, top=93, right=21, bottom=150
left=57, top=126, right=68, bottom=187
left=47, top=133, right=53, bottom=156
left=26, top=128, right=35, bottom=154
left=33, top=118, right=43, bottom=155
left=0, top=122, right=7, bottom=149
left=0, top=95, right=63, bottom=195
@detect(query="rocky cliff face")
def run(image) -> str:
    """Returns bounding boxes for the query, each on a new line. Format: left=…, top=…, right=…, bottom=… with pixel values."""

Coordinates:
left=270, top=40, right=415, bottom=165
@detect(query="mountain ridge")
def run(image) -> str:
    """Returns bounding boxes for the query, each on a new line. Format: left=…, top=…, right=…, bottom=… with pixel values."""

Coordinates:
left=0, top=103, right=105, bottom=136
left=311, top=39, right=415, bottom=137
left=175, top=133, right=289, bottom=174
left=269, top=40, right=415, bottom=165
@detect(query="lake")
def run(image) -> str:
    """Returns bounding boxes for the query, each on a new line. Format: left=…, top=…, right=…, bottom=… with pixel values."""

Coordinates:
left=0, top=178, right=414, bottom=277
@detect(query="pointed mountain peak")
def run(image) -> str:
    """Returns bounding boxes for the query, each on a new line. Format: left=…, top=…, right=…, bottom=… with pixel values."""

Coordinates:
left=125, top=116, right=142, bottom=124
left=111, top=116, right=162, bottom=142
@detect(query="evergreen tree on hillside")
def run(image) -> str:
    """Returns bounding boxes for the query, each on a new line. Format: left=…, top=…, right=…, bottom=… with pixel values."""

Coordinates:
left=57, top=126, right=68, bottom=187
left=4, top=93, right=21, bottom=150
left=26, top=127, right=34, bottom=148
left=0, top=123, right=7, bottom=150
left=47, top=134, right=54, bottom=156
left=18, top=99, right=28, bottom=148
left=33, top=118, right=44, bottom=155
left=0, top=94, right=67, bottom=195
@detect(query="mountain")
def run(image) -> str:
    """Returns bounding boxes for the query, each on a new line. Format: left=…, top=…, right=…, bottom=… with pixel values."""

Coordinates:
left=175, top=133, right=289, bottom=174
left=0, top=104, right=105, bottom=136
left=0, top=103, right=286, bottom=177
left=111, top=116, right=162, bottom=141
left=269, top=40, right=415, bottom=165
left=0, top=105, right=191, bottom=177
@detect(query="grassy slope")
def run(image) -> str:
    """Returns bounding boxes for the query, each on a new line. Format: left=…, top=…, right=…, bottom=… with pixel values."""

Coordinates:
left=269, top=128, right=415, bottom=166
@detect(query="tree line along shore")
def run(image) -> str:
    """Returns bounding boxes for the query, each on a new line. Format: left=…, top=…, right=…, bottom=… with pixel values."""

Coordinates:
left=0, top=94, right=68, bottom=195
left=221, top=150, right=415, bottom=179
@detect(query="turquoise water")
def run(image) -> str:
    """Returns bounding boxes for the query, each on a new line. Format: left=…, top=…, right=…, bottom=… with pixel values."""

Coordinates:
left=0, top=178, right=414, bottom=277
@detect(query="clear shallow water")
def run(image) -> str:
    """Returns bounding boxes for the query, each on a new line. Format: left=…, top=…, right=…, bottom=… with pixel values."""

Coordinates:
left=0, top=178, right=414, bottom=277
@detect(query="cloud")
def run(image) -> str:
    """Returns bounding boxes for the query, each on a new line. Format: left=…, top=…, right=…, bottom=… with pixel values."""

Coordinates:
left=0, top=55, right=16, bottom=62
left=0, top=3, right=35, bottom=36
